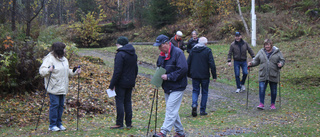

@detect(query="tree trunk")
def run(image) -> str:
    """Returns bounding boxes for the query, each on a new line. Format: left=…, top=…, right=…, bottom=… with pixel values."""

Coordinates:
left=11, top=0, right=16, bottom=31
left=26, top=0, right=31, bottom=37
left=236, top=0, right=250, bottom=36
left=58, top=0, right=61, bottom=25
left=44, top=4, right=48, bottom=26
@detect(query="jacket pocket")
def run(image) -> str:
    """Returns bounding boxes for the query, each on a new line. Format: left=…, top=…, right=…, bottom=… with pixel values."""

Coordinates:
left=269, top=68, right=278, bottom=78
left=259, top=67, right=266, bottom=77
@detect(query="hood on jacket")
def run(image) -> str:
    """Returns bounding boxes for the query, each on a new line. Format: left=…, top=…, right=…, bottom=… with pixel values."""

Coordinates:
left=117, top=44, right=136, bottom=56
left=191, top=43, right=206, bottom=53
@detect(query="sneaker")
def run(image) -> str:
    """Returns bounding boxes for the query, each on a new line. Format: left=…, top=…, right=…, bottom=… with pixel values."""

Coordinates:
left=48, top=126, right=60, bottom=131
left=153, top=132, right=166, bottom=137
left=257, top=103, right=265, bottom=110
left=235, top=89, right=240, bottom=93
left=270, top=104, right=276, bottom=109
left=110, top=125, right=123, bottom=129
left=192, top=104, right=197, bottom=117
left=200, top=112, right=208, bottom=116
left=59, top=125, right=66, bottom=131
left=127, top=125, right=133, bottom=129
left=241, top=85, right=246, bottom=91
left=174, top=132, right=185, bottom=137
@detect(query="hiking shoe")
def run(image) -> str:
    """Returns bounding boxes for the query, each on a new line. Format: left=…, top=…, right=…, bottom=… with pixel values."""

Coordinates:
left=127, top=125, right=133, bottom=129
left=59, top=125, right=66, bottom=131
left=192, top=104, right=197, bottom=117
left=241, top=85, right=246, bottom=91
left=174, top=132, right=185, bottom=137
left=110, top=125, right=123, bottom=129
left=153, top=132, right=166, bottom=137
left=270, top=104, right=276, bottom=110
left=257, top=103, right=265, bottom=110
left=48, top=126, right=60, bottom=131
left=200, top=112, right=208, bottom=116
left=235, top=89, right=240, bottom=93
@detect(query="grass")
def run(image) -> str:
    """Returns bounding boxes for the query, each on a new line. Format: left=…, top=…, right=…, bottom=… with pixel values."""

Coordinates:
left=1, top=36, right=319, bottom=136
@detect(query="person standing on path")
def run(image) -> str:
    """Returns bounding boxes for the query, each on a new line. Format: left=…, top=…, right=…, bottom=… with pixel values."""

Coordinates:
left=248, top=39, right=285, bottom=110
left=153, top=34, right=188, bottom=137
left=227, top=32, right=255, bottom=93
left=39, top=42, right=81, bottom=131
left=186, top=30, right=199, bottom=53
left=109, top=36, right=138, bottom=129
left=170, top=30, right=186, bottom=51
left=187, top=37, right=217, bottom=117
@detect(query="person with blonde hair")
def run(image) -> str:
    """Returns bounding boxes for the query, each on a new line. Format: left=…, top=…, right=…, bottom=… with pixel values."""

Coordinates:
left=248, top=39, right=285, bottom=110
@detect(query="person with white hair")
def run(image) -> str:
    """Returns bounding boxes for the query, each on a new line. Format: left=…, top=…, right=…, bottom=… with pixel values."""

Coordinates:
left=187, top=30, right=199, bottom=53
left=170, top=30, right=186, bottom=51
left=187, top=37, right=217, bottom=117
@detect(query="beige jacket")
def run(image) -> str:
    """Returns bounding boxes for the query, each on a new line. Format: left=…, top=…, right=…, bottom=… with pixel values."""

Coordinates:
left=250, top=46, right=285, bottom=83
left=39, top=52, right=77, bottom=95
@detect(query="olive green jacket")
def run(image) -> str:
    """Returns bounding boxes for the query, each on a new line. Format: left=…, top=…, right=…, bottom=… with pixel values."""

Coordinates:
left=249, top=46, right=285, bottom=83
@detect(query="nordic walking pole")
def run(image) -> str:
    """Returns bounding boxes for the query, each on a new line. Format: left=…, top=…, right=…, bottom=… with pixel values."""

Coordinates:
left=76, top=65, right=80, bottom=131
left=279, top=70, right=281, bottom=108
left=155, top=88, right=158, bottom=135
left=246, top=67, right=250, bottom=109
left=35, top=65, right=54, bottom=130
left=147, top=88, right=156, bottom=136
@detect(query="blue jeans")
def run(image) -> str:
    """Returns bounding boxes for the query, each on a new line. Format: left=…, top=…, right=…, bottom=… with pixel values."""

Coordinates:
left=259, top=81, right=277, bottom=104
left=192, top=78, right=209, bottom=113
left=49, top=93, right=65, bottom=128
left=115, top=86, right=132, bottom=127
left=233, top=61, right=248, bottom=89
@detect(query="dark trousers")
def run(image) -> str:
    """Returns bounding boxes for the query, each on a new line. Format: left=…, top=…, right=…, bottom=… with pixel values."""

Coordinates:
left=115, top=86, right=132, bottom=127
left=259, top=81, right=277, bottom=104
left=192, top=78, right=209, bottom=113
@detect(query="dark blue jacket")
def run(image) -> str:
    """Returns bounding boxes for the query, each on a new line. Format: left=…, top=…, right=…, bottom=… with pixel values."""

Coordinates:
left=187, top=38, right=198, bottom=53
left=109, top=44, right=138, bottom=89
left=156, top=44, right=188, bottom=93
left=187, top=43, right=217, bottom=79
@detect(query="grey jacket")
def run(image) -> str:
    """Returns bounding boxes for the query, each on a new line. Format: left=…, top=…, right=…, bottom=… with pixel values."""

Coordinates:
left=249, top=46, right=285, bottom=83
left=227, top=39, right=255, bottom=62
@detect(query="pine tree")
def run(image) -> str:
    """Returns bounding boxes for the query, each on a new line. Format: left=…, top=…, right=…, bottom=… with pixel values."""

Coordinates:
left=148, top=0, right=177, bottom=29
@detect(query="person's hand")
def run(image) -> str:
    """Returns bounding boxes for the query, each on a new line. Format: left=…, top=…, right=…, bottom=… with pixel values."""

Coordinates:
left=161, top=74, right=168, bottom=80
left=49, top=66, right=54, bottom=72
left=213, top=79, right=216, bottom=82
left=248, top=62, right=252, bottom=67
left=228, top=62, right=232, bottom=67
left=277, top=63, right=282, bottom=68
left=76, top=68, right=81, bottom=74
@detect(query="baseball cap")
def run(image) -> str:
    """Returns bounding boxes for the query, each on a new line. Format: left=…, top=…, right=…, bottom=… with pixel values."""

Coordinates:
left=153, top=34, right=169, bottom=46
left=235, top=32, right=241, bottom=36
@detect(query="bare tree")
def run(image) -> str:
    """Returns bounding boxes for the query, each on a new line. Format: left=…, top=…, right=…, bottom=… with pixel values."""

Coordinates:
left=11, top=0, right=16, bottom=31
left=25, top=0, right=46, bottom=37
left=236, top=0, right=250, bottom=36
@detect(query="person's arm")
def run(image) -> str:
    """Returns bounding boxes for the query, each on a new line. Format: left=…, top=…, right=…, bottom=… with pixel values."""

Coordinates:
left=166, top=52, right=188, bottom=81
left=187, top=39, right=192, bottom=53
left=247, top=44, right=255, bottom=58
left=249, top=50, right=261, bottom=67
left=208, top=49, right=217, bottom=80
left=227, top=44, right=233, bottom=62
left=277, top=51, right=285, bottom=68
left=109, top=53, right=124, bottom=89
left=39, top=56, right=52, bottom=77
left=187, top=52, right=192, bottom=77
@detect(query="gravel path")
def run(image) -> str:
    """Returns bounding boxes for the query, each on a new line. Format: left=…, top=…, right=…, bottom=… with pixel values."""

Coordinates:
left=78, top=49, right=269, bottom=136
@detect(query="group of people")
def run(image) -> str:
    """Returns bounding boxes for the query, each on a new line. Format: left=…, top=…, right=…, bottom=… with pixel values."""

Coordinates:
left=39, top=30, right=285, bottom=136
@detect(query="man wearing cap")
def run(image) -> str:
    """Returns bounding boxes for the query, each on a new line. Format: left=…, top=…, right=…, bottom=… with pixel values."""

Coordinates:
left=187, top=37, right=217, bottom=117
left=109, top=36, right=138, bottom=129
left=170, top=30, right=186, bottom=51
left=227, top=32, right=255, bottom=93
left=153, top=34, right=187, bottom=137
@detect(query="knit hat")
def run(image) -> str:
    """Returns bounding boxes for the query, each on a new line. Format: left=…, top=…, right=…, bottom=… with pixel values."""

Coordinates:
left=116, top=36, right=129, bottom=45
left=176, top=31, right=183, bottom=37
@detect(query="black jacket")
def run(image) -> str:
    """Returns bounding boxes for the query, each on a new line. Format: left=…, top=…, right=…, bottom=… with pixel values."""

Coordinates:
left=187, top=38, right=198, bottom=53
left=109, top=44, right=138, bottom=89
left=187, top=43, right=217, bottom=79
left=157, top=43, right=188, bottom=93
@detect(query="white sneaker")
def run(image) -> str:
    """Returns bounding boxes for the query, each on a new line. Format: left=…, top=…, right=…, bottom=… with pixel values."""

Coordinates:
left=241, top=85, right=246, bottom=91
left=59, top=125, right=66, bottom=131
left=235, top=89, right=240, bottom=93
left=48, top=126, right=60, bottom=131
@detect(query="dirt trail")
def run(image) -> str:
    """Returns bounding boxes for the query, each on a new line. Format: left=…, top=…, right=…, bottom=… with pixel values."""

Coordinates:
left=78, top=49, right=267, bottom=136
